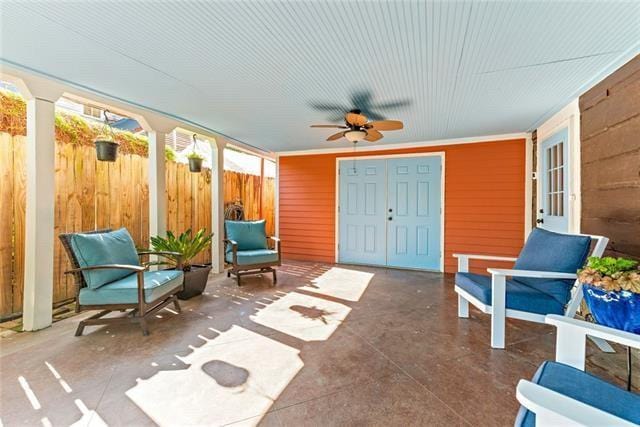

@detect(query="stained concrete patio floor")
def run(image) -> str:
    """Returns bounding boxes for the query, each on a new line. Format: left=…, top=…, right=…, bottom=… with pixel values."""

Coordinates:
left=0, top=261, right=637, bottom=426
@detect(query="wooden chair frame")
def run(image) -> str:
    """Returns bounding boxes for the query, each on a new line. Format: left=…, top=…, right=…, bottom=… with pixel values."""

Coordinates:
left=454, top=233, right=609, bottom=349
left=59, top=229, right=184, bottom=336
left=224, top=236, right=281, bottom=286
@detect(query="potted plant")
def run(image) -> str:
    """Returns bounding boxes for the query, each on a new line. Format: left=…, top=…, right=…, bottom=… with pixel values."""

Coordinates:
left=94, top=134, right=119, bottom=162
left=579, top=256, right=640, bottom=333
left=94, top=110, right=119, bottom=162
left=187, top=152, right=204, bottom=173
left=148, top=228, right=214, bottom=299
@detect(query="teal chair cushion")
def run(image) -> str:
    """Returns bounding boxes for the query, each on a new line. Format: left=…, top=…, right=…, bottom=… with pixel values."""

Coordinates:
left=70, top=228, right=140, bottom=289
left=225, top=220, right=268, bottom=252
left=78, top=270, right=184, bottom=305
left=515, top=361, right=640, bottom=426
left=225, top=249, right=279, bottom=266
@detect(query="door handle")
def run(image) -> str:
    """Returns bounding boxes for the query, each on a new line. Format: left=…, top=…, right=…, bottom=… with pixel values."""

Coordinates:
left=536, top=218, right=544, bottom=224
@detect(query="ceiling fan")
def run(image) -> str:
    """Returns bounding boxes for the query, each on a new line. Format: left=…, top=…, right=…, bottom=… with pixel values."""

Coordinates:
left=310, top=109, right=403, bottom=143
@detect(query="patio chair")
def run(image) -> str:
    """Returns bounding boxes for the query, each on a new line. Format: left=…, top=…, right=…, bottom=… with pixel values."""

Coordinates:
left=60, top=228, right=184, bottom=336
left=224, top=220, right=281, bottom=286
left=515, top=315, right=640, bottom=426
left=454, top=228, right=608, bottom=348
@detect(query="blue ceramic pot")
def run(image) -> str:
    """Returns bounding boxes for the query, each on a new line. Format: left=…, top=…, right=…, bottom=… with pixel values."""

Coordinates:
left=583, top=285, right=640, bottom=334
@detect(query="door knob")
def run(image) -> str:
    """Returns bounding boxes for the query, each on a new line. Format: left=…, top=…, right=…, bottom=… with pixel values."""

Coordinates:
left=388, top=217, right=393, bottom=221
left=536, top=218, right=544, bottom=224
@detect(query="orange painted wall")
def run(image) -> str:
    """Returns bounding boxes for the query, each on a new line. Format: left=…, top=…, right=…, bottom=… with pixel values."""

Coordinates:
left=278, top=139, right=526, bottom=273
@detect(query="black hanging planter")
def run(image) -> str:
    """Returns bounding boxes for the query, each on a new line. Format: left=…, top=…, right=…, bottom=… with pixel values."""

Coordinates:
left=95, top=110, right=119, bottom=162
left=95, top=139, right=119, bottom=162
left=188, top=156, right=203, bottom=173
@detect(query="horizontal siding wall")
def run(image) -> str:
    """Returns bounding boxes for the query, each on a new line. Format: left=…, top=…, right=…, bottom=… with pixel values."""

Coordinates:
left=579, top=54, right=640, bottom=260
left=278, top=139, right=526, bottom=273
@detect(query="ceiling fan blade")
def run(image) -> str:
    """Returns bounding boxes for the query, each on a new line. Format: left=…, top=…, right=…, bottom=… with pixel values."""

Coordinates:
left=310, top=124, right=348, bottom=128
left=364, top=129, right=383, bottom=142
left=345, top=112, right=368, bottom=127
left=327, top=131, right=346, bottom=141
left=366, top=120, right=403, bottom=131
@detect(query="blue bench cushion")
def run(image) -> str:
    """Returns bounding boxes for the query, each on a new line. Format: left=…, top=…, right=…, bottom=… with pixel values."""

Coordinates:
left=225, top=249, right=279, bottom=266
left=225, top=220, right=268, bottom=253
left=70, top=228, right=141, bottom=289
left=515, top=361, right=640, bottom=426
left=78, top=270, right=183, bottom=305
left=455, top=272, right=571, bottom=315
left=514, top=228, right=591, bottom=288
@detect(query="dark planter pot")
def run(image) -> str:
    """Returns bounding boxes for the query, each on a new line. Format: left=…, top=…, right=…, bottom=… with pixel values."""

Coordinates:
left=583, top=284, right=640, bottom=334
left=177, top=264, right=212, bottom=300
left=188, top=157, right=203, bottom=173
left=95, top=140, right=119, bottom=162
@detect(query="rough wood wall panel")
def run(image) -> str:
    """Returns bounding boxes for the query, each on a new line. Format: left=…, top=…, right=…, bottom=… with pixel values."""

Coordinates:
left=580, top=54, right=640, bottom=260
left=278, top=139, right=526, bottom=273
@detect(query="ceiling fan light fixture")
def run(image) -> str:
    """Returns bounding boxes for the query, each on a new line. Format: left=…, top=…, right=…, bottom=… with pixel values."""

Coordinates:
left=344, top=130, right=367, bottom=142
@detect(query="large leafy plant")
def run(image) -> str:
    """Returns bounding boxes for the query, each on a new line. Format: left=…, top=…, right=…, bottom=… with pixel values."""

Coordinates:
left=149, top=228, right=213, bottom=271
left=578, top=256, right=640, bottom=293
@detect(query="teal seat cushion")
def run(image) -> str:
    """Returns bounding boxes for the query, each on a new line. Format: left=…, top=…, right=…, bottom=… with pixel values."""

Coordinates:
left=226, top=249, right=279, bottom=266
left=455, top=272, right=570, bottom=315
left=70, top=228, right=140, bottom=289
left=78, top=270, right=184, bottom=305
left=515, top=361, right=640, bottom=426
left=225, top=220, right=268, bottom=253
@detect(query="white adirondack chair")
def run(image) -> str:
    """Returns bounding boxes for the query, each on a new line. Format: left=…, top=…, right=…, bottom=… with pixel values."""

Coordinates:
left=454, top=228, right=608, bottom=349
left=515, top=315, right=640, bottom=426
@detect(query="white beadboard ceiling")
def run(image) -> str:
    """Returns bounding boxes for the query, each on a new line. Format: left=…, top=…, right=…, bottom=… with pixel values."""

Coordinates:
left=1, top=1, right=639, bottom=153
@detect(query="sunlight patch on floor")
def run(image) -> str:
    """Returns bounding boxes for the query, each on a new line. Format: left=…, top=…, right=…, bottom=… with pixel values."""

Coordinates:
left=298, top=267, right=373, bottom=302
left=250, top=292, right=351, bottom=341
left=126, top=326, right=303, bottom=427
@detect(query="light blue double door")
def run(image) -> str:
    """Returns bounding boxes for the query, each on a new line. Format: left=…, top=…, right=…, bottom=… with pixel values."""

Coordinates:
left=338, top=156, right=442, bottom=270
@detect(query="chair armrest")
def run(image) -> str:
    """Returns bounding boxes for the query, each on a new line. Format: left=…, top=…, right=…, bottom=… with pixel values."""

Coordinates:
left=453, top=253, right=517, bottom=273
left=65, top=264, right=146, bottom=274
left=224, top=239, right=238, bottom=265
left=487, top=268, right=577, bottom=280
left=269, top=236, right=281, bottom=253
left=546, top=315, right=640, bottom=349
left=137, top=250, right=181, bottom=257
left=516, top=380, right=636, bottom=427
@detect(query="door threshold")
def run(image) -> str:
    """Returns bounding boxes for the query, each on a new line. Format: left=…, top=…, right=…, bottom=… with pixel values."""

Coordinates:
left=336, top=261, right=442, bottom=273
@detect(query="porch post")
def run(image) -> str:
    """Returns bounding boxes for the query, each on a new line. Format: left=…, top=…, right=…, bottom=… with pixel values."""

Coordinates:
left=148, top=130, right=167, bottom=238
left=22, top=96, right=59, bottom=331
left=211, top=138, right=226, bottom=273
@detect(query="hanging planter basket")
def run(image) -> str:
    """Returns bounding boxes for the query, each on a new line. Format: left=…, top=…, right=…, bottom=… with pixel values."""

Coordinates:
left=188, top=134, right=204, bottom=173
left=188, top=156, right=203, bottom=172
left=94, top=110, right=119, bottom=162
left=95, top=139, right=119, bottom=162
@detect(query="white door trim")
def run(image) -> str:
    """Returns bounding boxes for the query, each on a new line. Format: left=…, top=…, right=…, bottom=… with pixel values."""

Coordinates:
left=536, top=99, right=580, bottom=233
left=335, top=151, right=446, bottom=272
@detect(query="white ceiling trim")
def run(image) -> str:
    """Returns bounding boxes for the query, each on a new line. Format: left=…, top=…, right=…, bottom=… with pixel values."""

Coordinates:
left=276, top=132, right=529, bottom=157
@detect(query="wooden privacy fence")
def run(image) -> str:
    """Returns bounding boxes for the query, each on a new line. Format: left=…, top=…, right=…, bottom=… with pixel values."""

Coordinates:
left=0, top=133, right=274, bottom=318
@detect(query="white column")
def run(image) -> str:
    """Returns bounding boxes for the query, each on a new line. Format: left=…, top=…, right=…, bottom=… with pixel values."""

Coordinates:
left=148, top=130, right=167, bottom=238
left=23, top=97, right=57, bottom=331
left=211, top=139, right=226, bottom=273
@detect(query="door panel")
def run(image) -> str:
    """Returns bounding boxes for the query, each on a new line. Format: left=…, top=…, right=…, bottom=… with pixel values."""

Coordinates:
left=338, top=159, right=386, bottom=265
left=540, top=128, right=569, bottom=232
left=387, top=157, right=442, bottom=270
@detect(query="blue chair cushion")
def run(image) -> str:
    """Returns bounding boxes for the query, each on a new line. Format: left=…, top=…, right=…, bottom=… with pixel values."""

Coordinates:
left=455, top=272, right=571, bottom=315
left=514, top=228, right=591, bottom=288
left=70, top=228, right=141, bottom=289
left=225, top=220, right=268, bottom=253
left=225, top=249, right=279, bottom=266
left=78, top=270, right=184, bottom=305
left=515, top=361, right=640, bottom=426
